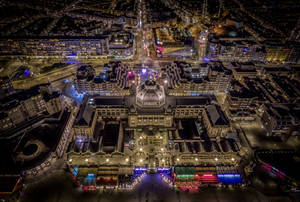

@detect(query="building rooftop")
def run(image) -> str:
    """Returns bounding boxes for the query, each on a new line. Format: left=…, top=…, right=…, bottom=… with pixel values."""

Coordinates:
left=206, top=105, right=229, bottom=126
left=74, top=97, right=95, bottom=127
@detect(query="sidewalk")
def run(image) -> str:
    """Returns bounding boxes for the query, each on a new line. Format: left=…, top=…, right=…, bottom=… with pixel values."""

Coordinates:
left=24, top=158, right=66, bottom=184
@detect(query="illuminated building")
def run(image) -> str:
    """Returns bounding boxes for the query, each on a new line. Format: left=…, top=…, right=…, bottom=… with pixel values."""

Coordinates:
left=259, top=104, right=300, bottom=140
left=202, top=105, right=230, bottom=138
left=231, top=62, right=258, bottom=79
left=0, top=37, right=108, bottom=57
left=74, top=62, right=130, bottom=96
left=0, top=30, right=134, bottom=58
left=108, top=30, right=134, bottom=57
left=264, top=41, right=299, bottom=63
left=167, top=61, right=232, bottom=95
left=67, top=80, right=242, bottom=189
left=206, top=37, right=265, bottom=62
left=136, top=80, right=165, bottom=108
left=225, top=80, right=257, bottom=121
left=0, top=76, right=15, bottom=98
left=0, top=84, right=62, bottom=131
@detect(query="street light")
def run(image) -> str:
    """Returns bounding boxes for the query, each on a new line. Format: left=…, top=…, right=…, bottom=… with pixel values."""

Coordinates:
left=162, top=159, right=165, bottom=163
left=176, top=158, right=180, bottom=162
left=139, top=159, right=143, bottom=163
left=159, top=136, right=163, bottom=139
left=195, top=158, right=198, bottom=161
left=231, top=158, right=235, bottom=162
left=161, top=148, right=164, bottom=152
left=125, top=158, right=129, bottom=162
left=215, top=158, right=218, bottom=161
left=85, top=158, right=88, bottom=162
left=139, top=148, right=143, bottom=151
left=106, top=158, right=109, bottom=163
left=69, top=159, right=72, bottom=162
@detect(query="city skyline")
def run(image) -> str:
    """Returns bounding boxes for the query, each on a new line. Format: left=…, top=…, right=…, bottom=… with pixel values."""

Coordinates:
left=0, top=0, right=299, bottom=202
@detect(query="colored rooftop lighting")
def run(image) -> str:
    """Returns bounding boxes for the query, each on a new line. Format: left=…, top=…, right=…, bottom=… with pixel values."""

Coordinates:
left=157, top=168, right=170, bottom=171
left=202, top=57, right=210, bottom=62
left=66, top=53, right=77, bottom=58
left=87, top=173, right=95, bottom=178
left=198, top=173, right=219, bottom=184
left=242, top=47, right=248, bottom=52
left=24, top=69, right=31, bottom=77
left=134, top=167, right=147, bottom=171
left=142, top=68, right=147, bottom=74
left=217, top=173, right=242, bottom=184
left=176, top=174, right=194, bottom=178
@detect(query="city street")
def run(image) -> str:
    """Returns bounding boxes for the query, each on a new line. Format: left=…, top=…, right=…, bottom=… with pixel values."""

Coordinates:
left=20, top=171, right=296, bottom=202
left=232, top=119, right=300, bottom=150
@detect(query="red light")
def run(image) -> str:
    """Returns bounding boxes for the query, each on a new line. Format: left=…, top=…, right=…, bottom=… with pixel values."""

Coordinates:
left=263, top=164, right=272, bottom=171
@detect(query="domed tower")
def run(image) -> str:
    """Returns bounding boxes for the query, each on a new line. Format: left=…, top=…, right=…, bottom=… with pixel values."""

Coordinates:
left=136, top=80, right=165, bottom=108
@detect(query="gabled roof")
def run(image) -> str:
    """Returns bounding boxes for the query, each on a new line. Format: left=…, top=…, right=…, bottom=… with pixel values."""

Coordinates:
left=206, top=105, right=229, bottom=126
left=74, top=99, right=95, bottom=126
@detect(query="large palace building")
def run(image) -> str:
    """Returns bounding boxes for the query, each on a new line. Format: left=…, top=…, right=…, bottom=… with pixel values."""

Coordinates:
left=67, top=78, right=244, bottom=190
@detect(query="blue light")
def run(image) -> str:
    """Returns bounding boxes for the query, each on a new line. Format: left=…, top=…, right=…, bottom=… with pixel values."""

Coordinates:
left=217, top=173, right=242, bottom=184
left=242, top=48, right=248, bottom=52
left=142, top=68, right=147, bottom=74
left=24, top=69, right=31, bottom=77
left=87, top=173, right=95, bottom=178
left=229, top=31, right=237, bottom=37
left=191, top=93, right=200, bottom=96
left=72, top=165, right=79, bottom=176
left=67, top=53, right=77, bottom=58
left=202, top=57, right=211, bottom=62
left=67, top=60, right=79, bottom=64
left=157, top=168, right=170, bottom=171
left=134, top=167, right=147, bottom=171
